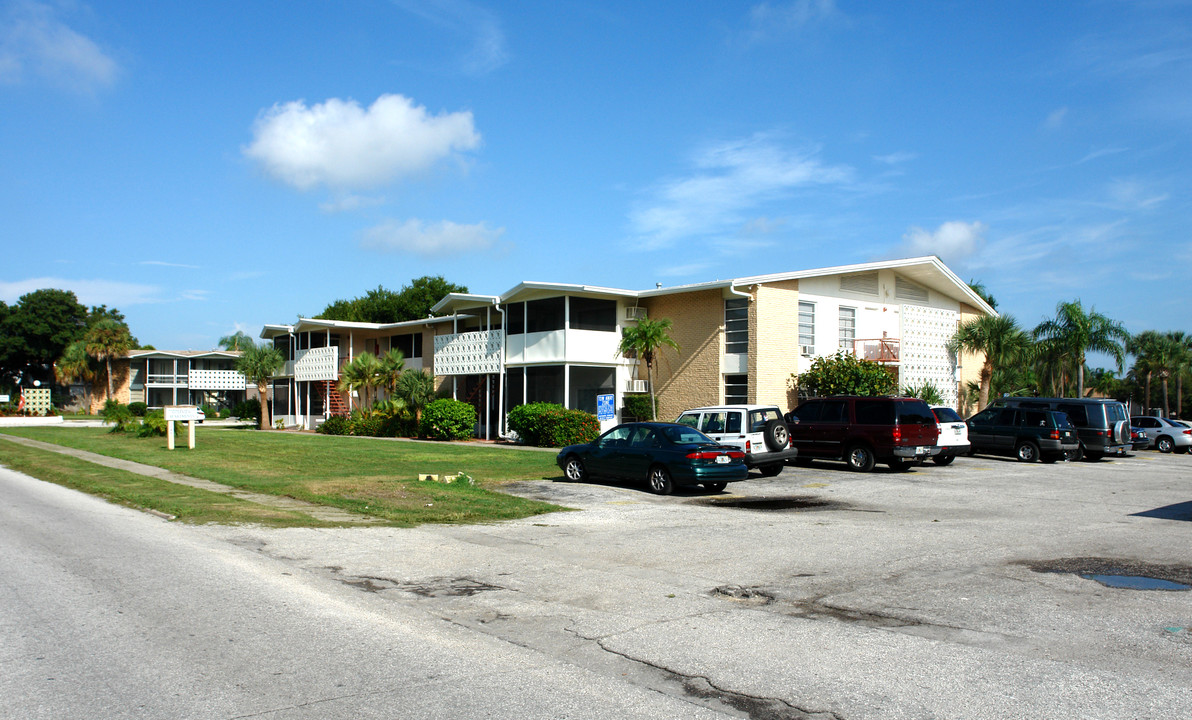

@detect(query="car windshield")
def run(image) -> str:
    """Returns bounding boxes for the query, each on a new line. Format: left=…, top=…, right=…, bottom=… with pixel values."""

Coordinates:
left=933, top=407, right=963, bottom=423
left=660, top=426, right=714, bottom=445
left=1054, top=412, right=1075, bottom=429
left=1104, top=402, right=1128, bottom=423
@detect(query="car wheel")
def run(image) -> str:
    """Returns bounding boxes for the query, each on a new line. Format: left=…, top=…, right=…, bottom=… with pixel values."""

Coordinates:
left=1157, top=436, right=1174, bottom=453
left=647, top=465, right=674, bottom=495
left=1064, top=444, right=1084, bottom=462
left=563, top=456, right=587, bottom=482
left=888, top=459, right=914, bottom=472
left=845, top=444, right=876, bottom=472
left=760, top=463, right=783, bottom=477
left=1040, top=455, right=1058, bottom=464
left=763, top=419, right=790, bottom=452
left=1015, top=441, right=1040, bottom=463
left=703, top=482, right=727, bottom=493
left=932, top=454, right=955, bottom=466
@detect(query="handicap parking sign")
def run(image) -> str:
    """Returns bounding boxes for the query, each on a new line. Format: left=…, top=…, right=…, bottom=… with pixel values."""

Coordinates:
left=597, top=393, right=614, bottom=421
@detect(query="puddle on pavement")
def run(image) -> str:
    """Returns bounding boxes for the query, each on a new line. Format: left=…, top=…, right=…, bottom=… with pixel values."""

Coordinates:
left=1082, top=574, right=1190, bottom=591
left=693, top=495, right=860, bottom=512
left=1023, top=557, right=1192, bottom=591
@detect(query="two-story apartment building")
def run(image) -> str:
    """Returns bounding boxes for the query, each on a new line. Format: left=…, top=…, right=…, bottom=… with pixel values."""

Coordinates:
left=80, top=350, right=249, bottom=413
left=260, top=257, right=993, bottom=435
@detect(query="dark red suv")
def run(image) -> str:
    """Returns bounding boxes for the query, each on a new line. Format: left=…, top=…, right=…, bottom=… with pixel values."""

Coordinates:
left=784, top=396, right=940, bottom=472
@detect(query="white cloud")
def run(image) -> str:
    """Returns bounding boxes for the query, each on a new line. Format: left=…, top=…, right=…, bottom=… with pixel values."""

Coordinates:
left=873, top=151, right=917, bottom=165
left=897, top=220, right=986, bottom=264
left=360, top=218, right=504, bottom=256
left=243, top=94, right=480, bottom=191
left=747, top=0, right=838, bottom=39
left=1106, top=178, right=1168, bottom=210
left=1043, top=106, right=1068, bottom=130
left=629, top=134, right=854, bottom=249
left=319, top=194, right=387, bottom=213
left=0, top=277, right=159, bottom=306
left=0, top=0, right=118, bottom=91
left=139, top=260, right=200, bottom=269
left=390, top=0, right=508, bottom=75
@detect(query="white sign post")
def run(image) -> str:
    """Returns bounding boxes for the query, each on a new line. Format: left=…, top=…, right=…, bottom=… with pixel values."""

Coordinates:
left=164, top=405, right=201, bottom=449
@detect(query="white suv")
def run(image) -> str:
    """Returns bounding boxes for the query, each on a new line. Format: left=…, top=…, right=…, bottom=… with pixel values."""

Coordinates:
left=675, top=405, right=798, bottom=476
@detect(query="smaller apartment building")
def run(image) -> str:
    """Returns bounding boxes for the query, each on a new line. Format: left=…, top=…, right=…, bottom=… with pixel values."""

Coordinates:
left=260, top=256, right=994, bottom=435
left=81, top=350, right=249, bottom=414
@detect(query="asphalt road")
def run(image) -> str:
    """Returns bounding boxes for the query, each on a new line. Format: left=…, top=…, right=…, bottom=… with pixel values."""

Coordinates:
left=3, top=449, right=1190, bottom=719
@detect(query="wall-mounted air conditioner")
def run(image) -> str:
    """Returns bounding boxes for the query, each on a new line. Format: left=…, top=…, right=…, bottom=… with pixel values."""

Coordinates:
left=800, top=345, right=814, bottom=356
left=627, top=379, right=648, bottom=393
left=624, top=306, right=647, bottom=321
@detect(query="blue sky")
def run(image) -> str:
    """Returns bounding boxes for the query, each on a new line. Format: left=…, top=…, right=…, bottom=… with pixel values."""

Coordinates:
left=2, top=0, right=1189, bottom=357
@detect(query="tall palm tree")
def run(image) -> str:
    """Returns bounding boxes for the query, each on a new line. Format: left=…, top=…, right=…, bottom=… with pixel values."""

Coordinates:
left=1166, top=331, right=1190, bottom=418
left=236, top=343, right=285, bottom=430
left=1032, top=300, right=1128, bottom=398
left=1128, top=330, right=1166, bottom=413
left=377, top=348, right=406, bottom=400
left=617, top=317, right=680, bottom=420
left=55, top=340, right=97, bottom=411
left=948, top=314, right=1033, bottom=411
left=338, top=351, right=383, bottom=410
left=395, top=368, right=437, bottom=425
left=218, top=330, right=255, bottom=351
left=84, top=318, right=133, bottom=401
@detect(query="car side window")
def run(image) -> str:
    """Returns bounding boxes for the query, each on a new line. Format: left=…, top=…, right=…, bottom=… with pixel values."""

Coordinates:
left=793, top=402, right=822, bottom=423
left=700, top=412, right=727, bottom=433
left=1057, top=404, right=1088, bottom=426
left=599, top=426, right=634, bottom=447
left=725, top=412, right=742, bottom=434
left=676, top=414, right=699, bottom=428
left=969, top=407, right=997, bottom=425
left=998, top=409, right=1019, bottom=425
left=854, top=400, right=893, bottom=425
left=629, top=427, right=657, bottom=448
left=1023, top=410, right=1048, bottom=427
left=819, top=401, right=847, bottom=423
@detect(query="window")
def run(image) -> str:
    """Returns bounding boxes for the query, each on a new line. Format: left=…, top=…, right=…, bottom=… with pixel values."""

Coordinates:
left=792, top=401, right=822, bottom=423
left=819, top=400, right=847, bottom=423
left=854, top=400, right=895, bottom=425
left=724, top=298, right=748, bottom=354
left=570, top=297, right=616, bottom=332
left=526, top=297, right=565, bottom=333
left=391, top=332, right=423, bottom=359
left=526, top=365, right=564, bottom=403
left=933, top=407, right=962, bottom=423
left=838, top=307, right=856, bottom=351
left=700, top=412, right=728, bottom=433
left=568, top=366, right=615, bottom=414
left=506, top=302, right=525, bottom=335
left=273, top=336, right=293, bottom=360
left=798, top=301, right=815, bottom=350
left=724, top=374, right=748, bottom=405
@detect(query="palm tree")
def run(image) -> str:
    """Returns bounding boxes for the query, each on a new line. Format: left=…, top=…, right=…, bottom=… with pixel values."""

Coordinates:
left=395, top=368, right=437, bottom=425
left=236, top=343, right=285, bottom=430
left=218, top=330, right=255, bottom=351
left=55, top=340, right=97, bottom=411
left=948, top=314, right=1033, bottom=411
left=84, top=318, right=133, bottom=401
left=1166, top=331, right=1190, bottom=418
left=617, top=317, right=680, bottom=420
left=1128, top=330, right=1166, bottom=413
left=377, top=348, right=406, bottom=400
left=338, top=351, right=383, bottom=410
left=1032, top=300, right=1128, bottom=398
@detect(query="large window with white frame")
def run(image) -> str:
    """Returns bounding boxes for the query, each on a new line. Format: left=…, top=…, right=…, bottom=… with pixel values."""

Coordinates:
left=724, top=374, right=748, bottom=405
left=838, top=306, right=856, bottom=352
left=724, top=299, right=748, bottom=354
left=798, top=301, right=815, bottom=352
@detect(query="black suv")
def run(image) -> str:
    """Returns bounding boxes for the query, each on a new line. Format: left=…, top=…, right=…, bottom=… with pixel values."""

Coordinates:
left=990, top=398, right=1130, bottom=460
left=785, top=396, right=940, bottom=472
left=966, top=406, right=1078, bottom=463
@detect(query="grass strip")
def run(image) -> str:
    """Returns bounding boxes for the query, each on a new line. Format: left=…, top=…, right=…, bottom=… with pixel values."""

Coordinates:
left=0, top=440, right=332, bottom=526
left=1, top=427, right=569, bottom=527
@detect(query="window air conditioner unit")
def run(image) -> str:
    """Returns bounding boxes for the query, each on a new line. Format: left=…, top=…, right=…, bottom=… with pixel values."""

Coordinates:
left=628, top=379, right=648, bottom=393
left=800, top=345, right=814, bottom=356
left=624, top=306, right=647, bottom=322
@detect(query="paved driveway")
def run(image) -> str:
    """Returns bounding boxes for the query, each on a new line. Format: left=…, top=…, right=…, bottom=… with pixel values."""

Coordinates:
left=197, top=450, right=1191, bottom=719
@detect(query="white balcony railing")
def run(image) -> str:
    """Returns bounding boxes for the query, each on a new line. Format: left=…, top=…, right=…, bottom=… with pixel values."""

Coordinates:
left=189, top=369, right=248, bottom=390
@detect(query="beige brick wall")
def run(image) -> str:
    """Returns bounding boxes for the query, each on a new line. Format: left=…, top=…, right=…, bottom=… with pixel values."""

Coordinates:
left=640, top=290, right=723, bottom=421
left=751, top=280, right=802, bottom=411
left=88, top=359, right=131, bottom=413
left=956, top=303, right=988, bottom=414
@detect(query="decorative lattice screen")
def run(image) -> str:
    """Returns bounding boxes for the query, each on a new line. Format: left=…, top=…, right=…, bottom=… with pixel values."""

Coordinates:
left=899, top=304, right=959, bottom=407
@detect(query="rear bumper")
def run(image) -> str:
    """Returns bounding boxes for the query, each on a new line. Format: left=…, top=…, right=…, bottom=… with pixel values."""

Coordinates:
left=744, top=447, right=799, bottom=468
left=893, top=445, right=941, bottom=458
left=671, top=464, right=750, bottom=485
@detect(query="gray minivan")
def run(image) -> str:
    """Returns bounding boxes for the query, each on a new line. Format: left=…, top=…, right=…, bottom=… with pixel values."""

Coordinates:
left=987, top=397, right=1131, bottom=460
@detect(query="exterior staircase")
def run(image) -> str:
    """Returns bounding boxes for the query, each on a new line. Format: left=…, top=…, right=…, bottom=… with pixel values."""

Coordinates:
left=318, top=380, right=349, bottom=416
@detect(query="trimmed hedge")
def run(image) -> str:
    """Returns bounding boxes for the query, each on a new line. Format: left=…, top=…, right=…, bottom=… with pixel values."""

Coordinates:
left=317, top=415, right=351, bottom=436
left=128, top=402, right=148, bottom=417
left=420, top=399, right=477, bottom=441
left=622, top=394, right=657, bottom=421
left=507, top=402, right=600, bottom=447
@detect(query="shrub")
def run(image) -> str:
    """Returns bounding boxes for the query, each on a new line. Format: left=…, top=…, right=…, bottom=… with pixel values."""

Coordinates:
left=136, top=410, right=184, bottom=438
left=795, top=351, right=897, bottom=397
left=506, top=402, right=562, bottom=446
left=102, top=399, right=138, bottom=434
left=128, top=402, right=148, bottom=417
left=200, top=403, right=218, bottom=418
left=420, top=399, right=476, bottom=441
left=622, top=394, right=657, bottom=421
left=507, top=403, right=600, bottom=447
left=317, top=415, right=352, bottom=436
left=348, top=409, right=385, bottom=437
left=903, top=381, right=944, bottom=406
left=219, top=408, right=231, bottom=419
left=231, top=399, right=260, bottom=421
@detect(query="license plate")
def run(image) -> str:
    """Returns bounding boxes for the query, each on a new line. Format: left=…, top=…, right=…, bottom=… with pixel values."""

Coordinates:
left=952, top=426, right=962, bottom=435
left=715, top=455, right=729, bottom=464
left=915, top=446, right=927, bottom=454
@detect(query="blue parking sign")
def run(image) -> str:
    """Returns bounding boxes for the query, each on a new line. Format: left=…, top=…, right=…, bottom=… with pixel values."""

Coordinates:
left=596, top=393, right=615, bottom=421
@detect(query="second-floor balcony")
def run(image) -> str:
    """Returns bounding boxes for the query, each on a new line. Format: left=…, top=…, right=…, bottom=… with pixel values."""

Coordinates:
left=854, top=337, right=900, bottom=363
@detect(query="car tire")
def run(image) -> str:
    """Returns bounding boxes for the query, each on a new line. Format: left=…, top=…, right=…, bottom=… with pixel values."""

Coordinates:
left=563, top=456, right=587, bottom=482
left=932, top=454, right=955, bottom=466
left=1157, top=436, right=1174, bottom=453
left=763, top=419, right=790, bottom=452
left=1064, top=444, right=1084, bottom=462
left=845, top=444, right=876, bottom=472
left=888, top=459, right=914, bottom=472
left=760, top=463, right=783, bottom=477
left=647, top=465, right=674, bottom=495
left=1015, top=441, right=1040, bottom=463
left=703, top=482, right=727, bottom=493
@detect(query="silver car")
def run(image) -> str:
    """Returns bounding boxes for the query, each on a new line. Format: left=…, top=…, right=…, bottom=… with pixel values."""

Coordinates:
left=1130, top=415, right=1192, bottom=454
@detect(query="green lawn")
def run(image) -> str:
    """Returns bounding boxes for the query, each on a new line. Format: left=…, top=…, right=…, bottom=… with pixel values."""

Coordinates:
left=0, top=427, right=568, bottom=527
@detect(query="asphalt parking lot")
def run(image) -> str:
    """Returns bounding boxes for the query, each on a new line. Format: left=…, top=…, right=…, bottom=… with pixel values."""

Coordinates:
left=207, top=450, right=1192, bottom=719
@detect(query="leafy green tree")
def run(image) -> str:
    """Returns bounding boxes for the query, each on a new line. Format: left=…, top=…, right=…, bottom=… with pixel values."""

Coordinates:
left=617, top=317, right=680, bottom=420
left=0, top=289, right=88, bottom=387
left=395, top=368, right=437, bottom=424
left=394, top=276, right=468, bottom=320
left=218, top=330, right=256, bottom=351
left=796, top=351, right=896, bottom=397
left=314, top=276, right=468, bottom=323
left=1167, top=331, right=1191, bottom=418
left=236, top=343, right=285, bottom=430
left=84, top=318, right=133, bottom=402
left=1033, top=300, right=1128, bottom=399
left=948, top=314, right=1033, bottom=411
